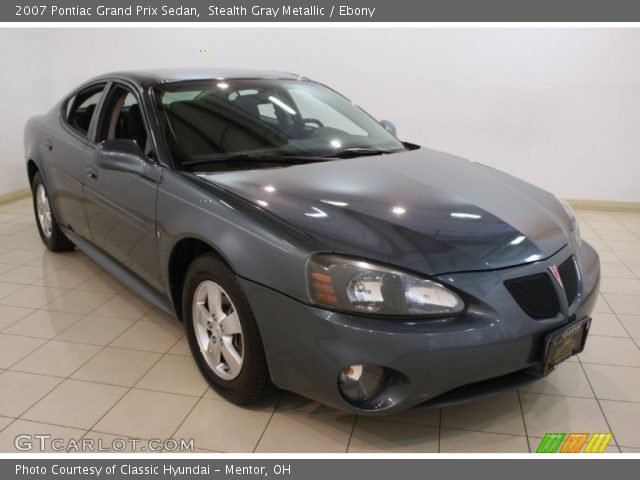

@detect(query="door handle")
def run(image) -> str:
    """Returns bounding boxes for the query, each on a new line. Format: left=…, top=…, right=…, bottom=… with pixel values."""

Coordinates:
left=44, top=139, right=53, bottom=151
left=85, top=167, right=98, bottom=180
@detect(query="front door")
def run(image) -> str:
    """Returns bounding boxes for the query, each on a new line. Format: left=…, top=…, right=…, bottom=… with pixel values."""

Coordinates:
left=82, top=83, right=163, bottom=291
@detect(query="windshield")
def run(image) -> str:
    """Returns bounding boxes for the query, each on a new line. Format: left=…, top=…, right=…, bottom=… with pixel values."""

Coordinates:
left=153, top=79, right=406, bottom=169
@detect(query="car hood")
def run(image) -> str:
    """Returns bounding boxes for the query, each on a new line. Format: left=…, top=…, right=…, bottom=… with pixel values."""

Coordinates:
left=195, top=147, right=570, bottom=275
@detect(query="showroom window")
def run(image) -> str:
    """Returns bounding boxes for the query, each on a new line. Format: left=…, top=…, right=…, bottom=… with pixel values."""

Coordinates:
left=64, top=84, right=106, bottom=138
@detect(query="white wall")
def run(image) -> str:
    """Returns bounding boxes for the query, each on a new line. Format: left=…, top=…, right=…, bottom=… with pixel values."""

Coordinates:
left=0, top=29, right=56, bottom=195
left=1, top=28, right=639, bottom=201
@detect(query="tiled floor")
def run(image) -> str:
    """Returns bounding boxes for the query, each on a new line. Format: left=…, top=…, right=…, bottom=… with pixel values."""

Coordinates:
left=1, top=196, right=640, bottom=453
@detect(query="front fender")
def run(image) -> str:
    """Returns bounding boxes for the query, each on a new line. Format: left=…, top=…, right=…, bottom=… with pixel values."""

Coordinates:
left=156, top=170, right=323, bottom=304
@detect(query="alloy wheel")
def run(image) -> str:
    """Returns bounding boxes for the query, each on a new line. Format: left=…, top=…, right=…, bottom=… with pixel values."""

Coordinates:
left=192, top=280, right=244, bottom=380
left=35, top=183, right=52, bottom=239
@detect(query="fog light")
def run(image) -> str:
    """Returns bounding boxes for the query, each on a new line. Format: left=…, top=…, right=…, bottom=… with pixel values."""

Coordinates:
left=338, top=364, right=387, bottom=404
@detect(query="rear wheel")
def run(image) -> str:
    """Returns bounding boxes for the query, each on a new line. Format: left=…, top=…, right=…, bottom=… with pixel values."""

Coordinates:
left=31, top=172, right=74, bottom=252
left=182, top=254, right=272, bottom=404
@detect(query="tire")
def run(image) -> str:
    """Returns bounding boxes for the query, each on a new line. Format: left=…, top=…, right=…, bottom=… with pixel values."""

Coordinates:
left=182, top=253, right=272, bottom=404
left=31, top=172, right=74, bottom=252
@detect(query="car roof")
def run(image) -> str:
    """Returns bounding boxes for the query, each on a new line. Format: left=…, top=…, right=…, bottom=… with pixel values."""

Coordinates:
left=89, top=68, right=307, bottom=86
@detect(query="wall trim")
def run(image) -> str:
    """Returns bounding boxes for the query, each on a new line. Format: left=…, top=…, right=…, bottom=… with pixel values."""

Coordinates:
left=567, top=199, right=640, bottom=212
left=0, top=188, right=30, bottom=205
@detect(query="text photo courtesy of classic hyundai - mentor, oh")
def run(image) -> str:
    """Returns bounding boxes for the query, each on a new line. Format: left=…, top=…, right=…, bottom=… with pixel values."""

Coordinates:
left=23, top=68, right=600, bottom=414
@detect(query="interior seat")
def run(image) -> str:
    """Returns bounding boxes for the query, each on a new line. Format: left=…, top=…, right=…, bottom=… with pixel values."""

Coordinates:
left=232, top=95, right=262, bottom=118
left=118, top=104, right=148, bottom=150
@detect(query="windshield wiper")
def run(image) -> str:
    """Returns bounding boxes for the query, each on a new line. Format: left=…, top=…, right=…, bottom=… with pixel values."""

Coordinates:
left=182, top=148, right=403, bottom=167
left=325, top=147, right=401, bottom=159
left=182, top=153, right=329, bottom=168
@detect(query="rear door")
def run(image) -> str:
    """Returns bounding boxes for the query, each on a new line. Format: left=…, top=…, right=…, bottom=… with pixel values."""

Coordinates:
left=82, top=82, right=163, bottom=291
left=44, top=83, right=106, bottom=240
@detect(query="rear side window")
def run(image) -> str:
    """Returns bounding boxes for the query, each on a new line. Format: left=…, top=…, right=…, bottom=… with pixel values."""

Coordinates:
left=64, top=84, right=106, bottom=138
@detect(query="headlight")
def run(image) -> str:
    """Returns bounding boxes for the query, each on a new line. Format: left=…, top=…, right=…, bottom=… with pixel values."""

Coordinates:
left=306, top=254, right=465, bottom=316
left=560, top=199, right=581, bottom=246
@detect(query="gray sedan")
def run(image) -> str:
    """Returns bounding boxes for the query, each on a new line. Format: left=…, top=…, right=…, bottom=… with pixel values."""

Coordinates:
left=24, top=68, right=600, bottom=414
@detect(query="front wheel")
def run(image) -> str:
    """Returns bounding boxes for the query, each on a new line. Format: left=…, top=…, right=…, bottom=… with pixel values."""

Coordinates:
left=182, top=254, right=272, bottom=404
left=31, top=172, right=74, bottom=252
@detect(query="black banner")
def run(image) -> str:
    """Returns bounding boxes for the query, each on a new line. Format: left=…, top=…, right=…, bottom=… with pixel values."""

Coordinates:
left=4, top=458, right=640, bottom=479
left=5, top=0, right=640, bottom=22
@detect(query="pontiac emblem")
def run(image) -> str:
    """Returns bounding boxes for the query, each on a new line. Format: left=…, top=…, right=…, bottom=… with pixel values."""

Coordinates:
left=549, top=264, right=564, bottom=288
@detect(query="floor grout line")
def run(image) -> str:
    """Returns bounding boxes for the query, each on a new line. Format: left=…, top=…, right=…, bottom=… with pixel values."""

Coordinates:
left=345, top=415, right=358, bottom=454
left=516, top=390, right=531, bottom=453
left=577, top=307, right=623, bottom=454
left=164, top=377, right=211, bottom=453
left=74, top=332, right=187, bottom=452
left=1, top=285, right=121, bottom=374
left=251, top=391, right=284, bottom=453
left=1, top=285, right=164, bottom=452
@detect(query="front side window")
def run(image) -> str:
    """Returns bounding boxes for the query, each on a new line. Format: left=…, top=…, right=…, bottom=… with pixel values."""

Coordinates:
left=154, top=79, right=406, bottom=169
left=97, top=85, right=151, bottom=156
left=65, top=84, right=106, bottom=138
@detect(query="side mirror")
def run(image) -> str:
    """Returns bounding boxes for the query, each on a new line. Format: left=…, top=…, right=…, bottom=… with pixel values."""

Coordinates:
left=380, top=120, right=397, bottom=137
left=95, top=139, right=150, bottom=177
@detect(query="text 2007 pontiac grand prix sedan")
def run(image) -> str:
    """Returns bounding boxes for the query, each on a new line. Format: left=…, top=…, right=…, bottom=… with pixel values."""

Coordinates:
left=24, top=69, right=600, bottom=414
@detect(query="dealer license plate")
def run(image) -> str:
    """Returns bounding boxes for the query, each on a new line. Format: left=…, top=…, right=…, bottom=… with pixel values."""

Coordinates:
left=542, top=317, right=591, bottom=374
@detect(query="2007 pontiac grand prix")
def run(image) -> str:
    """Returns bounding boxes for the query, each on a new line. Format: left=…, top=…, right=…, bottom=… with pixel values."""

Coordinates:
left=24, top=69, right=600, bottom=414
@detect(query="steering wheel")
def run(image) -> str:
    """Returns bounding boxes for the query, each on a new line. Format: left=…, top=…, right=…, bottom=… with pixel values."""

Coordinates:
left=298, top=118, right=324, bottom=128
left=285, top=117, right=324, bottom=135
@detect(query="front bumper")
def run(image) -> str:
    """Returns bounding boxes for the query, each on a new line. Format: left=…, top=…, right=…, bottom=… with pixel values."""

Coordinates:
left=240, top=241, right=600, bottom=414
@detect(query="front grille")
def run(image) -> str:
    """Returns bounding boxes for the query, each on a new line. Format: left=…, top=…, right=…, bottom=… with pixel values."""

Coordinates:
left=505, top=273, right=560, bottom=319
left=558, top=256, right=579, bottom=306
